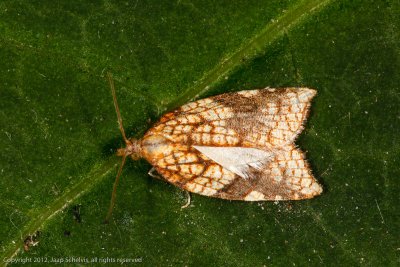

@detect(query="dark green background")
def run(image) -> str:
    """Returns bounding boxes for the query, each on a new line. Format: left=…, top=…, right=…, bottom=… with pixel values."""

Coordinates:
left=0, top=0, right=398, bottom=266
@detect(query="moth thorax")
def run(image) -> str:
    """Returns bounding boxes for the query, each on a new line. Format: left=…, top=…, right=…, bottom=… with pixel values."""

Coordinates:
left=117, top=138, right=141, bottom=160
left=141, top=134, right=173, bottom=161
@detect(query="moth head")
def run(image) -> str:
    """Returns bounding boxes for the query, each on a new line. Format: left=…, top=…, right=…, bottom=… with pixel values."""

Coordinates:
left=117, top=138, right=142, bottom=160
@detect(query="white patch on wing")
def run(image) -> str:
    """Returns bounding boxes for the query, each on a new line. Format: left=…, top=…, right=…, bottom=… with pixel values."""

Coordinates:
left=244, top=191, right=265, bottom=201
left=193, top=146, right=273, bottom=179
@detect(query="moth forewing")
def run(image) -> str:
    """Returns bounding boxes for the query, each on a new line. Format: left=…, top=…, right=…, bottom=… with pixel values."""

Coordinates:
left=140, top=87, right=322, bottom=201
left=107, top=81, right=322, bottom=220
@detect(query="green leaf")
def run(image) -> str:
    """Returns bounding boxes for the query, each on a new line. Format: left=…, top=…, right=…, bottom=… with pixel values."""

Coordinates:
left=0, top=0, right=398, bottom=266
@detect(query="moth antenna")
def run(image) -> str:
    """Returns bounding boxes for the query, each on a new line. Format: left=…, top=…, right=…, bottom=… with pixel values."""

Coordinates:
left=104, top=154, right=127, bottom=223
left=107, top=72, right=129, bottom=143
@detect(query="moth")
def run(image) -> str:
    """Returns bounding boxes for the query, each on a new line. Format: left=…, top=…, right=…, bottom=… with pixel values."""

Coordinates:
left=105, top=74, right=322, bottom=221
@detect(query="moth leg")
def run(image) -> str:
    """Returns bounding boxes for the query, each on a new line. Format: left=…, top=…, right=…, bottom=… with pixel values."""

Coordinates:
left=148, top=167, right=163, bottom=180
left=181, top=191, right=191, bottom=209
